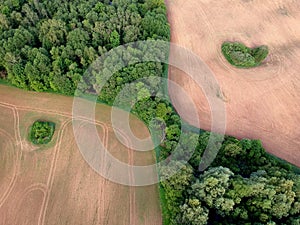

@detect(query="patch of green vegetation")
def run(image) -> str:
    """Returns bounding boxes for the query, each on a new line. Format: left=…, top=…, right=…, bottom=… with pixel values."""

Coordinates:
left=159, top=183, right=171, bottom=225
left=221, top=42, right=269, bottom=68
left=29, top=121, right=55, bottom=145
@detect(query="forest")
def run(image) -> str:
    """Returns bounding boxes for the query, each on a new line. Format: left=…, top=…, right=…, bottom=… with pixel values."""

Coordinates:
left=0, top=0, right=169, bottom=94
left=0, top=0, right=299, bottom=224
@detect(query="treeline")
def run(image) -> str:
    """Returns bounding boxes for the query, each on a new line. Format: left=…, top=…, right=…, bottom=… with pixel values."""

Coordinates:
left=103, top=67, right=300, bottom=224
left=0, top=0, right=169, bottom=94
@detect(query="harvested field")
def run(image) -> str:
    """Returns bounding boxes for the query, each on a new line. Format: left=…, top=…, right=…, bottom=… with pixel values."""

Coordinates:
left=166, top=0, right=300, bottom=167
left=0, top=85, right=162, bottom=225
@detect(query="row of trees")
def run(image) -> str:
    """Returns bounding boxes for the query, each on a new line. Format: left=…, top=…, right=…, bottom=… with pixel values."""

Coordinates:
left=111, top=68, right=300, bottom=225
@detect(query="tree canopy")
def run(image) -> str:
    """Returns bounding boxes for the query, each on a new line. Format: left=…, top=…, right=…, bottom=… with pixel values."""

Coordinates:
left=0, top=0, right=170, bottom=94
left=29, top=121, right=55, bottom=144
left=221, top=42, right=269, bottom=68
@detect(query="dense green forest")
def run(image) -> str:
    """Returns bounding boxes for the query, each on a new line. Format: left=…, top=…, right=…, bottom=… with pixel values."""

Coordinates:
left=0, top=0, right=299, bottom=224
left=160, top=135, right=300, bottom=224
left=0, top=0, right=169, bottom=94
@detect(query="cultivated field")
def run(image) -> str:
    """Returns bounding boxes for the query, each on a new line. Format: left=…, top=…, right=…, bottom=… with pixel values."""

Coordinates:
left=0, top=85, right=161, bottom=225
left=166, top=0, right=300, bottom=167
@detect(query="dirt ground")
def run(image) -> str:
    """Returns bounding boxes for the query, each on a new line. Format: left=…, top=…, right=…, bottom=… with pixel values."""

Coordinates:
left=0, top=85, right=162, bottom=225
left=166, top=0, right=300, bottom=167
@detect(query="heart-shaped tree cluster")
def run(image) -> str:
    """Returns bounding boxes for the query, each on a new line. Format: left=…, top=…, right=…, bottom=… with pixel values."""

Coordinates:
left=222, top=42, right=269, bottom=68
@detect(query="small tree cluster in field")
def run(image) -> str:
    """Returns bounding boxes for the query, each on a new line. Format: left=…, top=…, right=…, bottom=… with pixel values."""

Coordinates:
left=221, top=42, right=269, bottom=68
left=29, top=121, right=55, bottom=145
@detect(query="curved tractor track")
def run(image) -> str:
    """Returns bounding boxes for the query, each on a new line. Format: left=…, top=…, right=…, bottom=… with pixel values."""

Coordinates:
left=0, top=85, right=160, bottom=225
left=0, top=128, right=19, bottom=208
left=0, top=103, right=23, bottom=209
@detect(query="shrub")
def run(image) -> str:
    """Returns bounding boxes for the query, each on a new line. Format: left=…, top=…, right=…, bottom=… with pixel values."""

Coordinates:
left=29, top=121, right=55, bottom=145
left=221, top=42, right=269, bottom=68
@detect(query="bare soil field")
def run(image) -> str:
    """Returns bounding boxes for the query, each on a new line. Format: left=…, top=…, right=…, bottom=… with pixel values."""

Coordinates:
left=166, top=0, right=300, bottom=167
left=0, top=85, right=161, bottom=225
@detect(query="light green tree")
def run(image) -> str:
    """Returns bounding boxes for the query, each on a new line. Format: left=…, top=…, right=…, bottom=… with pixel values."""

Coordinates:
left=180, top=198, right=209, bottom=225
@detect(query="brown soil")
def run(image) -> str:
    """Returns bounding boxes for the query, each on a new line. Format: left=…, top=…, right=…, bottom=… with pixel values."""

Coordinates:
left=0, top=85, right=162, bottom=225
left=166, top=0, right=300, bottom=167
